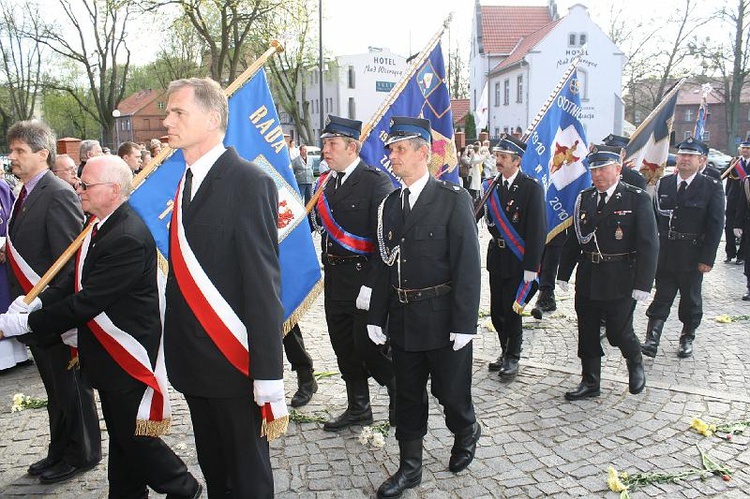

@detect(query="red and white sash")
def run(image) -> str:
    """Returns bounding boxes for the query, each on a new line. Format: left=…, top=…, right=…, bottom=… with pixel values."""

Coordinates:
left=76, top=222, right=171, bottom=436
left=170, top=175, right=288, bottom=439
left=6, top=204, right=78, bottom=350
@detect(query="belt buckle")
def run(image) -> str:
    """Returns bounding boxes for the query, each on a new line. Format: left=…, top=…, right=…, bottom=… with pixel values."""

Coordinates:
left=397, top=288, right=409, bottom=304
left=667, top=230, right=676, bottom=240
left=497, top=238, right=506, bottom=248
left=591, top=253, right=601, bottom=264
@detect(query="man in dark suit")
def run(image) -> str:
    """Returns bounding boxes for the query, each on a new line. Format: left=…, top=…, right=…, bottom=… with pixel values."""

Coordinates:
left=642, top=137, right=724, bottom=358
left=734, top=173, right=750, bottom=299
left=1, top=156, right=202, bottom=498
left=557, top=144, right=658, bottom=400
left=162, top=77, right=284, bottom=499
left=314, top=115, right=396, bottom=431
left=481, top=134, right=546, bottom=380
left=724, top=143, right=748, bottom=264
left=368, top=117, right=481, bottom=498
left=3, top=120, right=101, bottom=483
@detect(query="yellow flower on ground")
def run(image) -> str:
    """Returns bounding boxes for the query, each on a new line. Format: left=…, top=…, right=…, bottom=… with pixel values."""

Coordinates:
left=691, top=417, right=716, bottom=437
left=607, top=466, right=628, bottom=493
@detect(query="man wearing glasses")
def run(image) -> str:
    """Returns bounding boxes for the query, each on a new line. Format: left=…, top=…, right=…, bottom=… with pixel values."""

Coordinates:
left=52, top=154, right=79, bottom=188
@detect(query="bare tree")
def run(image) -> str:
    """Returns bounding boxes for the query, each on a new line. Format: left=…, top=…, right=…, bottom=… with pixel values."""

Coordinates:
left=0, top=0, right=44, bottom=139
left=448, top=46, right=469, bottom=99
left=30, top=0, right=132, bottom=145
left=138, top=0, right=280, bottom=83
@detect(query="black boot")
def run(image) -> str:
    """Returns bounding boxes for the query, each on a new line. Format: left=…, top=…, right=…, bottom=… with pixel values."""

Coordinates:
left=565, top=357, right=601, bottom=400
left=742, top=288, right=750, bottom=301
left=626, top=354, right=646, bottom=394
left=323, top=380, right=373, bottom=432
left=290, top=369, right=318, bottom=408
left=449, top=422, right=481, bottom=473
left=488, top=353, right=504, bottom=371
left=641, top=318, right=665, bottom=358
left=376, top=439, right=422, bottom=498
left=678, top=327, right=695, bottom=358
left=386, top=378, right=397, bottom=427
left=536, top=289, right=557, bottom=312
left=499, top=336, right=521, bottom=381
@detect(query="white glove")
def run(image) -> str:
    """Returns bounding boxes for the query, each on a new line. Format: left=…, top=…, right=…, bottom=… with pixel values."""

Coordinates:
left=0, top=313, right=30, bottom=338
left=556, top=280, right=570, bottom=293
left=523, top=271, right=537, bottom=283
left=8, top=295, right=42, bottom=314
left=450, top=333, right=473, bottom=351
left=253, top=379, right=285, bottom=406
left=632, top=289, right=650, bottom=302
left=355, top=285, right=372, bottom=311
left=734, top=228, right=743, bottom=238
left=367, top=324, right=387, bottom=345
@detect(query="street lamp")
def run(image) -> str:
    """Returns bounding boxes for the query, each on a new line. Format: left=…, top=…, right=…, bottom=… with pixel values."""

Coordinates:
left=112, top=109, right=121, bottom=149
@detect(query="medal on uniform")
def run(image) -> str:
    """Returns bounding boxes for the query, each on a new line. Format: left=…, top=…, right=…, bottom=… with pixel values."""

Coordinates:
left=512, top=212, right=520, bottom=223
left=615, top=224, right=623, bottom=240
left=387, top=230, right=393, bottom=241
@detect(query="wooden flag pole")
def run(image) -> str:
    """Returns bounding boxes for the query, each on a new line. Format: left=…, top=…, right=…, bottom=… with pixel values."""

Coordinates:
left=23, top=41, right=285, bottom=304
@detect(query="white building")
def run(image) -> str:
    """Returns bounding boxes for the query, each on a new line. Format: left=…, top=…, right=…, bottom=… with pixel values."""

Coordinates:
left=288, top=47, right=408, bottom=142
left=470, top=1, right=626, bottom=142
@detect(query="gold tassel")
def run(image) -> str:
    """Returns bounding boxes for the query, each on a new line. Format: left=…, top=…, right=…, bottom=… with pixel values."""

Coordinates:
left=281, top=279, right=323, bottom=337
left=66, top=355, right=80, bottom=370
left=512, top=302, right=525, bottom=315
left=261, top=414, right=289, bottom=441
left=134, top=418, right=172, bottom=437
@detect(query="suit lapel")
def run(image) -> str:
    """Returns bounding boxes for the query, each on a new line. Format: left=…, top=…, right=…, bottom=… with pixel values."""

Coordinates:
left=12, top=171, right=53, bottom=231
left=183, top=149, right=232, bottom=221
left=598, top=182, right=625, bottom=219
left=327, top=160, right=363, bottom=207
left=402, top=177, right=437, bottom=234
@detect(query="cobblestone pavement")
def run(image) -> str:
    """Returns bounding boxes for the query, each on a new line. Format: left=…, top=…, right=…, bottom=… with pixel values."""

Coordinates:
left=2, top=230, right=750, bottom=498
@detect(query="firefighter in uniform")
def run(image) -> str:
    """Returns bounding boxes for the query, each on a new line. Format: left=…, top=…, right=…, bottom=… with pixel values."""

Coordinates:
left=313, top=115, right=396, bottom=431
left=557, top=144, right=658, bottom=400
left=367, top=117, right=481, bottom=498
left=641, top=137, right=724, bottom=358
left=482, top=134, right=546, bottom=380
left=733, top=168, right=750, bottom=300
left=724, top=142, right=749, bottom=264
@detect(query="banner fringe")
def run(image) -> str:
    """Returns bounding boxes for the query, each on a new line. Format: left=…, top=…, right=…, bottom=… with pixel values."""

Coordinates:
left=135, top=418, right=172, bottom=437
left=282, top=278, right=323, bottom=337
left=261, top=415, right=289, bottom=441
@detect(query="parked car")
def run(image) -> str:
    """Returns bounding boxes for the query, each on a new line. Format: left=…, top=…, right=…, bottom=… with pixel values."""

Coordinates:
left=707, top=148, right=732, bottom=170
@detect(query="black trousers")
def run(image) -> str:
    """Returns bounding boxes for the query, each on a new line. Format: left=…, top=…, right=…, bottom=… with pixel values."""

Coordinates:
left=100, top=387, right=198, bottom=498
left=646, top=269, right=704, bottom=329
left=325, top=298, right=393, bottom=385
left=186, top=395, right=273, bottom=499
left=725, top=202, right=745, bottom=259
left=31, top=342, right=101, bottom=468
left=392, top=343, right=475, bottom=442
left=283, top=324, right=313, bottom=372
left=488, top=267, right=523, bottom=357
left=538, top=230, right=567, bottom=291
left=574, top=294, right=640, bottom=360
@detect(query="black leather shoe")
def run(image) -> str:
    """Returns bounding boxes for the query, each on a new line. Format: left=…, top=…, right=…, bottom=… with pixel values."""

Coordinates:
left=564, top=382, right=600, bottom=401
left=498, top=357, right=519, bottom=381
left=488, top=355, right=504, bottom=371
left=537, top=295, right=556, bottom=312
left=743, top=291, right=750, bottom=301
left=290, top=370, right=318, bottom=408
left=377, top=440, right=422, bottom=498
left=449, top=422, right=481, bottom=473
left=39, top=462, right=81, bottom=484
left=323, top=408, right=373, bottom=432
left=737, top=259, right=745, bottom=266
left=28, top=456, right=60, bottom=476
left=725, top=256, right=735, bottom=263
left=627, top=359, right=646, bottom=394
left=678, top=336, right=694, bottom=358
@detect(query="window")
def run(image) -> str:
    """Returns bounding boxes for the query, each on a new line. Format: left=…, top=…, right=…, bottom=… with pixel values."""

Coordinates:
left=494, top=127, right=500, bottom=138
left=702, top=130, right=711, bottom=141
left=348, top=66, right=356, bottom=89
left=503, top=79, right=510, bottom=105
left=516, top=75, right=523, bottom=103
left=348, top=97, right=356, bottom=119
left=494, top=82, right=500, bottom=106
left=635, top=110, right=643, bottom=124
left=578, top=69, right=589, bottom=101
left=685, top=109, right=693, bottom=121
left=684, top=130, right=692, bottom=139
left=579, top=33, right=587, bottom=46
left=569, top=33, right=576, bottom=46
left=158, top=101, right=165, bottom=110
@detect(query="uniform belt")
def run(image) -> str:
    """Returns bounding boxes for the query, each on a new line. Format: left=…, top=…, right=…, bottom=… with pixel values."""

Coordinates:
left=667, top=230, right=700, bottom=241
left=493, top=237, right=507, bottom=249
left=324, top=253, right=369, bottom=266
left=393, top=282, right=452, bottom=304
left=583, top=251, right=635, bottom=264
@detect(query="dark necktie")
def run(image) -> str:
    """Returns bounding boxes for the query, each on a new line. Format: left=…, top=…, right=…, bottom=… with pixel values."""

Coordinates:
left=502, top=179, right=509, bottom=196
left=402, top=188, right=411, bottom=222
left=677, top=180, right=687, bottom=202
left=11, top=186, right=27, bottom=223
left=596, top=191, right=607, bottom=213
left=182, top=168, right=193, bottom=214
left=334, top=173, right=342, bottom=191
left=91, top=222, right=99, bottom=239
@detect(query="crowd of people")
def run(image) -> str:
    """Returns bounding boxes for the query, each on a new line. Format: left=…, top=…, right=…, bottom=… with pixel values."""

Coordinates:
left=0, top=73, right=748, bottom=498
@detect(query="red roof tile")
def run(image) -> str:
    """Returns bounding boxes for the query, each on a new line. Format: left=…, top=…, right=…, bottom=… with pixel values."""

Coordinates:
left=451, top=98, right=471, bottom=125
left=117, top=89, right=163, bottom=115
left=493, top=18, right=562, bottom=73
left=480, top=5, right=553, bottom=54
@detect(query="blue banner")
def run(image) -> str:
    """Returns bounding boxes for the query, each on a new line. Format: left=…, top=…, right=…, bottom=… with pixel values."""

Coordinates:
left=521, top=69, right=591, bottom=242
left=360, top=40, right=459, bottom=186
left=130, top=69, right=321, bottom=323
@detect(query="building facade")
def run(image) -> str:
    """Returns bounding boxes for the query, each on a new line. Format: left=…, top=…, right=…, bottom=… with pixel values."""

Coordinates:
left=113, top=89, right=168, bottom=147
left=470, top=1, right=626, bottom=143
left=288, top=48, right=408, bottom=143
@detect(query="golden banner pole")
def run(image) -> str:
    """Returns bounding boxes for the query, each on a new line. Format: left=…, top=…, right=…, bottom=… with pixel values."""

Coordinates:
left=23, top=41, right=285, bottom=304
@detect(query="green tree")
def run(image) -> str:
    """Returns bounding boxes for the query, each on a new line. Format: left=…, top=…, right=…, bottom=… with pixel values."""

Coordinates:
left=465, top=112, right=476, bottom=140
